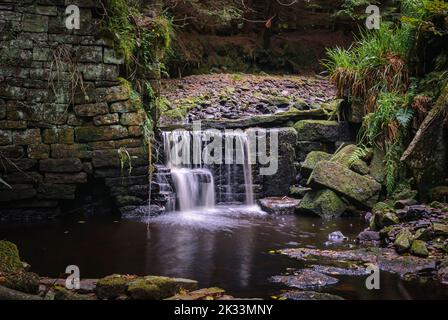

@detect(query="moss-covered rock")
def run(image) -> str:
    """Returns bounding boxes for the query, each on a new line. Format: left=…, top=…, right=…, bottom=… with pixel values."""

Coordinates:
left=53, top=285, right=95, bottom=300
left=394, top=228, right=413, bottom=253
left=331, top=144, right=357, bottom=166
left=127, top=276, right=198, bottom=300
left=433, top=223, right=448, bottom=237
left=294, top=120, right=339, bottom=142
left=0, top=271, right=39, bottom=294
left=298, top=189, right=347, bottom=218
left=0, top=241, right=24, bottom=273
left=410, top=240, right=429, bottom=257
left=308, top=161, right=381, bottom=208
left=96, top=274, right=137, bottom=300
left=301, top=151, right=331, bottom=176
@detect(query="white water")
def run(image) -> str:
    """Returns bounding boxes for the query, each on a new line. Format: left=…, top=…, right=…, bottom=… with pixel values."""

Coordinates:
left=162, top=130, right=255, bottom=212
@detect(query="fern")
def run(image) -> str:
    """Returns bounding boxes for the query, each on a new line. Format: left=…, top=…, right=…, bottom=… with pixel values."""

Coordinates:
left=348, top=146, right=369, bottom=166
left=395, top=108, right=414, bottom=127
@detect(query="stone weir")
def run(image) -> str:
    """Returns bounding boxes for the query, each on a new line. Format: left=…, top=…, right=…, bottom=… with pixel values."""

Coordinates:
left=0, top=1, right=158, bottom=222
left=157, top=109, right=355, bottom=210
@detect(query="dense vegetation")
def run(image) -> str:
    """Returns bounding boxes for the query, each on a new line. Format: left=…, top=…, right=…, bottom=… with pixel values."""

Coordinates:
left=324, top=0, right=448, bottom=195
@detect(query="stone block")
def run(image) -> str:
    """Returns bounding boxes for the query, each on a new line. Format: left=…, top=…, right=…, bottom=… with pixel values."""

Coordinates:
left=75, top=125, right=128, bottom=142
left=120, top=111, right=146, bottom=126
left=93, top=113, right=119, bottom=126
left=45, top=172, right=87, bottom=184
left=37, top=183, right=76, bottom=200
left=27, top=144, right=50, bottom=159
left=0, top=130, right=12, bottom=145
left=42, top=128, right=74, bottom=144
left=22, top=14, right=49, bottom=33
left=39, top=158, right=83, bottom=173
left=0, top=184, right=37, bottom=202
left=51, top=144, right=92, bottom=159
left=74, top=102, right=109, bottom=117
left=110, top=100, right=139, bottom=113
left=13, top=129, right=41, bottom=145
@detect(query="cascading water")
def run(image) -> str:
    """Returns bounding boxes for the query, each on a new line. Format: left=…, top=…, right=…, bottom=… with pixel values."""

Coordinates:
left=162, top=130, right=255, bottom=212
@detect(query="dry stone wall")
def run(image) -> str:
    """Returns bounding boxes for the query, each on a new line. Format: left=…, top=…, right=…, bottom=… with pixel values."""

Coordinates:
left=0, top=0, right=155, bottom=221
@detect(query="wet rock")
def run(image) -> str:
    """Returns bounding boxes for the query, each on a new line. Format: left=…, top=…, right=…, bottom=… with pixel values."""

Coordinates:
left=433, top=223, right=448, bottom=237
left=357, top=229, right=380, bottom=243
left=327, top=231, right=347, bottom=243
left=309, top=161, right=381, bottom=208
left=410, top=240, right=429, bottom=257
left=270, top=269, right=338, bottom=290
left=394, top=228, right=413, bottom=253
left=298, top=189, right=347, bottom=218
left=127, top=276, right=198, bottom=300
left=166, top=287, right=226, bottom=300
left=414, top=227, right=433, bottom=241
left=280, top=290, right=344, bottom=300
left=311, top=265, right=368, bottom=276
left=119, top=205, right=165, bottom=218
left=294, top=120, right=339, bottom=142
left=301, top=151, right=331, bottom=177
left=258, top=196, right=300, bottom=214
left=0, top=271, right=40, bottom=294
left=280, top=247, right=436, bottom=278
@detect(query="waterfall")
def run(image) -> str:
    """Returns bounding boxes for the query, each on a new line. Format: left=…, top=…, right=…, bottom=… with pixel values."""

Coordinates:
left=162, top=130, right=255, bottom=212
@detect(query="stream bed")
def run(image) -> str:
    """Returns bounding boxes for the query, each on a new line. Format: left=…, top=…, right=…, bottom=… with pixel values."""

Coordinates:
left=1, top=206, right=447, bottom=299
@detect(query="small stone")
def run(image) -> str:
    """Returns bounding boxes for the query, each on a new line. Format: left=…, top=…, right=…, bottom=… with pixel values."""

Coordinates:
left=410, top=240, right=429, bottom=257
left=433, top=223, right=448, bottom=237
left=394, top=228, right=413, bottom=253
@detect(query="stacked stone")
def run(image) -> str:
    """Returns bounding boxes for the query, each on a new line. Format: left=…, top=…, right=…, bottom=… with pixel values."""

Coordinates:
left=0, top=1, right=157, bottom=221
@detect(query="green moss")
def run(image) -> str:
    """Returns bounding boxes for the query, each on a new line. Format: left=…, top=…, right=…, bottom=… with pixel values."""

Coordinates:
left=410, top=240, right=429, bottom=257
left=127, top=276, right=198, bottom=300
left=0, top=241, right=23, bottom=273
left=96, top=274, right=136, bottom=300
left=0, top=271, right=40, bottom=294
left=298, top=189, right=348, bottom=218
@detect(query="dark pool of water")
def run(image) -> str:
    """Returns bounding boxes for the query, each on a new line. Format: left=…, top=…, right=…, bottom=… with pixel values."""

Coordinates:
left=1, top=206, right=447, bottom=299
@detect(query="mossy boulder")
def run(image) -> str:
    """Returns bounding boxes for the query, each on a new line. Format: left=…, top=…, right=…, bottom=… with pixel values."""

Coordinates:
left=298, top=189, right=347, bottom=218
left=294, top=120, right=339, bottom=142
left=394, top=228, right=413, bottom=253
left=127, top=276, right=198, bottom=300
left=410, top=240, right=429, bottom=257
left=301, top=151, right=331, bottom=177
left=308, top=161, right=381, bottom=208
left=0, top=271, right=40, bottom=294
left=96, top=274, right=137, bottom=300
left=0, top=241, right=24, bottom=273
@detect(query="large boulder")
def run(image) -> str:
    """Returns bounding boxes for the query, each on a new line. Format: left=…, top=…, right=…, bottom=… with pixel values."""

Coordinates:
left=298, top=189, right=347, bottom=218
left=301, top=151, right=331, bottom=177
left=294, top=120, right=339, bottom=142
left=308, top=161, right=381, bottom=208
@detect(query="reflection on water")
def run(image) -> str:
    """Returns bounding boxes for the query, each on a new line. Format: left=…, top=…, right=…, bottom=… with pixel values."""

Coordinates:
left=0, top=207, right=447, bottom=299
